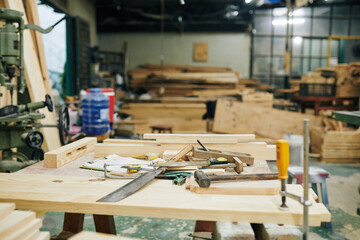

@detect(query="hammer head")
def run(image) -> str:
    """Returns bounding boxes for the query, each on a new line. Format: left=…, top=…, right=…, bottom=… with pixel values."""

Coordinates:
left=194, top=170, right=211, bottom=188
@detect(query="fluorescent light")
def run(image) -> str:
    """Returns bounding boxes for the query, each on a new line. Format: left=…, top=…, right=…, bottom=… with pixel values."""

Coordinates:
left=293, top=36, right=303, bottom=44
left=272, top=18, right=305, bottom=26
left=245, top=0, right=252, bottom=3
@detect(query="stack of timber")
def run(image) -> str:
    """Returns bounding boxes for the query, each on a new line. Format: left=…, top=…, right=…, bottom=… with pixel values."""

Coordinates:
left=239, top=91, right=274, bottom=108
left=98, top=134, right=276, bottom=161
left=129, top=64, right=238, bottom=97
left=310, top=126, right=360, bottom=163
left=0, top=202, right=50, bottom=240
left=213, top=99, right=322, bottom=139
left=334, top=63, right=360, bottom=97
left=119, top=103, right=207, bottom=133
left=2, top=0, right=60, bottom=151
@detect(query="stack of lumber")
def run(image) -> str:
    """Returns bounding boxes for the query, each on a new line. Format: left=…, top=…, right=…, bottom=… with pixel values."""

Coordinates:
left=212, top=99, right=322, bottom=139
left=334, top=63, right=360, bottom=97
left=0, top=202, right=50, bottom=240
left=240, top=92, right=274, bottom=108
left=119, top=103, right=207, bottom=133
left=1, top=0, right=60, bottom=151
left=310, top=126, right=360, bottom=163
left=129, top=64, right=238, bottom=97
left=300, top=70, right=336, bottom=84
left=97, top=133, right=276, bottom=161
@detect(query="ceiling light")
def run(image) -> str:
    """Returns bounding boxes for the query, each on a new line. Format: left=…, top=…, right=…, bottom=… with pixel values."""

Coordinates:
left=245, top=0, right=252, bottom=3
left=272, top=18, right=305, bottom=26
left=293, top=36, right=303, bottom=44
left=180, top=0, right=185, bottom=5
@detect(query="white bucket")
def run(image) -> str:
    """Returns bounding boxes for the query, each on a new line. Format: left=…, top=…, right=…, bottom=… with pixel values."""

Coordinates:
left=284, top=134, right=304, bottom=166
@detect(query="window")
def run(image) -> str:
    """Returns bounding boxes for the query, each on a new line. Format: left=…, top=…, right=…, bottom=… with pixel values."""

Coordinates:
left=252, top=3, right=360, bottom=87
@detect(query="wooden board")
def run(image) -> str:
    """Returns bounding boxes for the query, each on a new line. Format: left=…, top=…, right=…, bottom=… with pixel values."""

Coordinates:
left=44, top=137, right=97, bottom=168
left=0, top=173, right=330, bottom=226
left=143, top=133, right=255, bottom=143
left=194, top=42, right=208, bottom=62
left=213, top=99, right=322, bottom=139
left=189, top=177, right=280, bottom=195
left=94, top=143, right=276, bottom=160
left=37, top=232, right=50, bottom=240
left=0, top=203, right=15, bottom=221
left=7, top=218, right=42, bottom=240
left=0, top=210, right=36, bottom=239
left=70, top=231, right=131, bottom=240
left=3, top=0, right=61, bottom=151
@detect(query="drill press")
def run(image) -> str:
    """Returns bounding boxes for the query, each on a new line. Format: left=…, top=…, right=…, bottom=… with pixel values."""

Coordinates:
left=0, top=8, right=68, bottom=172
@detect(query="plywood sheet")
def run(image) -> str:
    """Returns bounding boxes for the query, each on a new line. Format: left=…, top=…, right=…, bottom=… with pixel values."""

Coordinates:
left=213, top=99, right=322, bottom=139
left=0, top=173, right=330, bottom=226
left=189, top=177, right=280, bottom=195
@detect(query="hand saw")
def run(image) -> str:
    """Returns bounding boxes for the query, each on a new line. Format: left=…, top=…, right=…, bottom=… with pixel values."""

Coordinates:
left=97, top=168, right=164, bottom=202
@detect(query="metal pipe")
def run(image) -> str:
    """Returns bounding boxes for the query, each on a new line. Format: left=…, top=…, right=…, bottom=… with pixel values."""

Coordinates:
left=303, top=119, right=310, bottom=240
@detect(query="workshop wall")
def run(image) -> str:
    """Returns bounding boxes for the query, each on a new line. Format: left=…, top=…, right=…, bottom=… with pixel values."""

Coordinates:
left=68, top=0, right=97, bottom=46
left=98, top=33, right=250, bottom=78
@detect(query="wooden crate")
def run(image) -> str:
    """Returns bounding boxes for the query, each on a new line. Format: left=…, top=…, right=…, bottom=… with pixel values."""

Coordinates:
left=310, top=126, right=360, bottom=163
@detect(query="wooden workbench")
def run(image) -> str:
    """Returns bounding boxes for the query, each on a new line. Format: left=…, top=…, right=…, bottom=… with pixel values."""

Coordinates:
left=1, top=152, right=330, bottom=237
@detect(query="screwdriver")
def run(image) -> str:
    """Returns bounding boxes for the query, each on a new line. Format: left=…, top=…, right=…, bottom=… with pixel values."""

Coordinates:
left=276, top=139, right=289, bottom=210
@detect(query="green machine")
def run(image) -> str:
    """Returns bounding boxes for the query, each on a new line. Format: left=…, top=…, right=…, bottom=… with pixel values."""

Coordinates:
left=0, top=8, right=69, bottom=172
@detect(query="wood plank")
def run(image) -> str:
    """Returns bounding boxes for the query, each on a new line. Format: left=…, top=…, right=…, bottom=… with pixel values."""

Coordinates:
left=4, top=0, right=61, bottom=151
left=44, top=137, right=97, bottom=168
left=0, top=173, right=330, bottom=226
left=70, top=231, right=126, bottom=240
left=143, top=133, right=255, bottom=143
left=189, top=177, right=280, bottom=195
left=36, top=232, right=50, bottom=240
left=0, top=203, right=15, bottom=221
left=94, top=143, right=276, bottom=160
left=7, top=218, right=42, bottom=240
left=0, top=210, right=36, bottom=239
left=24, top=0, right=51, bottom=95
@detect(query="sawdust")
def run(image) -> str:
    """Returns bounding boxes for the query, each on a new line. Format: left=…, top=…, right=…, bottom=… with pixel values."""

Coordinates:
left=326, top=173, right=360, bottom=216
left=308, top=232, right=328, bottom=240
left=121, top=225, right=138, bottom=234
left=345, top=229, right=360, bottom=240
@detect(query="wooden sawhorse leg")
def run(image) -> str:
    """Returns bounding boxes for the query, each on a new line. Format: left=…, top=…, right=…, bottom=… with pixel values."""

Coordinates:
left=93, top=214, right=116, bottom=234
left=52, top=213, right=116, bottom=239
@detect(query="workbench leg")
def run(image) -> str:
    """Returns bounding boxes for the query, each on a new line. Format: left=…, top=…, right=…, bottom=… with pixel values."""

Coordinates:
left=93, top=214, right=117, bottom=234
left=63, top=213, right=84, bottom=233
left=300, top=102, right=306, bottom=113
left=194, top=220, right=215, bottom=232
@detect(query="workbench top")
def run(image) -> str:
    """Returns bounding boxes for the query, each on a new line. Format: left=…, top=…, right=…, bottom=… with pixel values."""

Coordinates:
left=4, top=153, right=331, bottom=226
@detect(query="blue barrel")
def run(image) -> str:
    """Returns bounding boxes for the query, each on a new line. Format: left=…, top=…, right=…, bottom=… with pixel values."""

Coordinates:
left=82, top=88, right=109, bottom=135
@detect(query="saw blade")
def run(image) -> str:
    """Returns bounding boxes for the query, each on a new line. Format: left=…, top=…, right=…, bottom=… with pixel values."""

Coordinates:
left=97, top=168, right=163, bottom=202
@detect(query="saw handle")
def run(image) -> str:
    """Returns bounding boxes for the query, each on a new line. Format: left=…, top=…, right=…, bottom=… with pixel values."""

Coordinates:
left=194, top=170, right=211, bottom=188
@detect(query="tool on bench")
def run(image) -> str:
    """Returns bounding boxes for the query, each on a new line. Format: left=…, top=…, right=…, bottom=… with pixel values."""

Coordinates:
left=121, top=164, right=155, bottom=173
left=194, top=170, right=279, bottom=188
left=276, top=119, right=311, bottom=240
left=161, top=172, right=192, bottom=185
left=98, top=167, right=166, bottom=202
left=192, top=145, right=254, bottom=166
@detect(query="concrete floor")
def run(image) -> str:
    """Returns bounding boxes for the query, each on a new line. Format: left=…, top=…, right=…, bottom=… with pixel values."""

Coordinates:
left=41, top=160, right=360, bottom=240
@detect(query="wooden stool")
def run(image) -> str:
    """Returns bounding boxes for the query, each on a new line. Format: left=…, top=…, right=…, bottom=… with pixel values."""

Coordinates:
left=288, top=166, right=331, bottom=229
left=150, top=125, right=173, bottom=133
